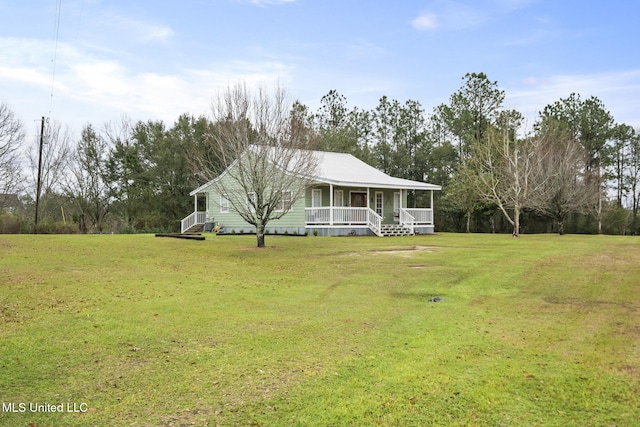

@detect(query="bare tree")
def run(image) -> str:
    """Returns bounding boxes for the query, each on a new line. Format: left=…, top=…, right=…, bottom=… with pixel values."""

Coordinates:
left=28, top=120, right=72, bottom=199
left=190, top=84, right=319, bottom=247
left=0, top=102, right=25, bottom=203
left=528, top=121, right=593, bottom=235
left=464, top=111, right=547, bottom=236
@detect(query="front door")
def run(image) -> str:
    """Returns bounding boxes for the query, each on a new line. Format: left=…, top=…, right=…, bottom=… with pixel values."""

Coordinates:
left=351, top=192, right=367, bottom=208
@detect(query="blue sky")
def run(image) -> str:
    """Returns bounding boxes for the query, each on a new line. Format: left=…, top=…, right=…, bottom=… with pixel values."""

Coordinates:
left=1, top=0, right=639, bottom=141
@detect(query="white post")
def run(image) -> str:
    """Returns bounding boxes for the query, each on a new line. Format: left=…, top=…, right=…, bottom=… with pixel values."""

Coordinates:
left=430, top=190, right=434, bottom=224
left=329, top=184, right=334, bottom=226
left=194, top=194, right=198, bottom=213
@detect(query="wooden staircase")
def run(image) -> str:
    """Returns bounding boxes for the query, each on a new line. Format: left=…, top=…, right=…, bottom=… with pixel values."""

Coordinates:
left=183, top=224, right=204, bottom=234
left=180, top=211, right=207, bottom=234
left=380, top=224, right=413, bottom=237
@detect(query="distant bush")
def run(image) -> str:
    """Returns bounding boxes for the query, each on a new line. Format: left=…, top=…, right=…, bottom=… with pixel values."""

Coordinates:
left=32, top=221, right=78, bottom=234
left=0, top=213, right=21, bottom=234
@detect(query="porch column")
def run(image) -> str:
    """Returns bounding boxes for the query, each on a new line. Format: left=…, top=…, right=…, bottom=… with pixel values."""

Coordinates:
left=329, top=184, right=334, bottom=226
left=430, top=190, right=434, bottom=224
left=194, top=194, right=198, bottom=213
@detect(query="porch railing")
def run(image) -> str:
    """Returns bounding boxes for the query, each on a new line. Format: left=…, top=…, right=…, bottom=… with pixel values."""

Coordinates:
left=305, top=207, right=369, bottom=225
left=305, top=207, right=382, bottom=236
left=399, top=209, right=415, bottom=235
left=180, top=211, right=207, bottom=233
left=403, top=208, right=433, bottom=224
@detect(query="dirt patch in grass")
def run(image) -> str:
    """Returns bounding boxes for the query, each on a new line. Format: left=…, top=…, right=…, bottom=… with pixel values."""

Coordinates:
left=239, top=246, right=277, bottom=251
left=372, top=245, right=438, bottom=254
left=345, top=245, right=441, bottom=258
left=544, top=296, right=640, bottom=311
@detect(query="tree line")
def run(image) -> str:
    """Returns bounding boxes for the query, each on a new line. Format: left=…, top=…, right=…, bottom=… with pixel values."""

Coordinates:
left=0, top=72, right=639, bottom=235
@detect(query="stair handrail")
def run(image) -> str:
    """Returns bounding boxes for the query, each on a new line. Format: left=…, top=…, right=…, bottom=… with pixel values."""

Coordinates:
left=367, top=208, right=383, bottom=236
left=181, top=211, right=206, bottom=233
left=399, top=208, right=415, bottom=235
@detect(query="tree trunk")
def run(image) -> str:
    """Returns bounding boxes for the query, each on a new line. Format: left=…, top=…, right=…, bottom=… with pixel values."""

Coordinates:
left=79, top=213, right=87, bottom=234
left=558, top=220, right=565, bottom=235
left=256, top=222, right=266, bottom=248
left=513, top=206, right=520, bottom=237
left=465, top=210, right=471, bottom=233
left=597, top=193, right=603, bottom=235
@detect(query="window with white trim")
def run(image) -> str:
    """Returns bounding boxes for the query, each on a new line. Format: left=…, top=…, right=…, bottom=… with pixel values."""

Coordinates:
left=334, top=189, right=344, bottom=207
left=311, top=188, right=322, bottom=207
left=393, top=191, right=401, bottom=218
left=281, top=190, right=292, bottom=212
left=375, top=191, right=383, bottom=217
left=220, top=194, right=230, bottom=213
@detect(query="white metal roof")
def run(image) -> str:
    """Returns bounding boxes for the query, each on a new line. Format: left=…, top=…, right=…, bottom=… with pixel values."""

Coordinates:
left=191, top=147, right=441, bottom=195
left=309, top=150, right=441, bottom=191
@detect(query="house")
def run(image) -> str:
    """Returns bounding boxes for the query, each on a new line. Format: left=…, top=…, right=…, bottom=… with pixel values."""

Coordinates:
left=181, top=148, right=441, bottom=236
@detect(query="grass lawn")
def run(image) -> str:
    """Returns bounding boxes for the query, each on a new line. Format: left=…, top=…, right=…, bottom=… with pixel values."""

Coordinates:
left=0, top=233, right=638, bottom=426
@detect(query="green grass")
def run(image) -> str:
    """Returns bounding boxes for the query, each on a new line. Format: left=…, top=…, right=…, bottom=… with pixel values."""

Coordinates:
left=0, top=233, right=638, bottom=426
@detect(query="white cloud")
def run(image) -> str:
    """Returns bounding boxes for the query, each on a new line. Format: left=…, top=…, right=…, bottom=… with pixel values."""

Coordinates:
left=0, top=34, right=297, bottom=137
left=412, top=0, right=537, bottom=32
left=56, top=59, right=295, bottom=126
left=506, top=70, right=640, bottom=128
left=411, top=2, right=486, bottom=32
left=411, top=13, right=438, bottom=30
left=0, top=66, right=50, bottom=88
left=104, top=14, right=175, bottom=44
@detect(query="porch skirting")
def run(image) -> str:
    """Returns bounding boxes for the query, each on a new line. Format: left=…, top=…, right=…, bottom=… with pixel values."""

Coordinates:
left=306, top=226, right=376, bottom=237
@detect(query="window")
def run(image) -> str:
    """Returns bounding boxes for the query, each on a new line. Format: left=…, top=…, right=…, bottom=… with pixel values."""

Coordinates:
left=334, top=190, right=344, bottom=207
left=393, top=191, right=401, bottom=219
left=220, top=194, right=230, bottom=213
left=375, top=191, right=383, bottom=217
left=311, top=189, right=322, bottom=207
left=281, top=190, right=292, bottom=212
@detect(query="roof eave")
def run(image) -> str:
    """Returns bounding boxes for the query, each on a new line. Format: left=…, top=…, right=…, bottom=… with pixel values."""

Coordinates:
left=308, top=177, right=441, bottom=191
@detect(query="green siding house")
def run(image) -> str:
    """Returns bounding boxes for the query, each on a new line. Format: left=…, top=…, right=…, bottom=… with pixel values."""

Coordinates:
left=181, top=149, right=441, bottom=236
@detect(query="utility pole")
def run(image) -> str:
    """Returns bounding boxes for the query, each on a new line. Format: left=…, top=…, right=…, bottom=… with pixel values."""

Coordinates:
left=34, top=116, right=45, bottom=228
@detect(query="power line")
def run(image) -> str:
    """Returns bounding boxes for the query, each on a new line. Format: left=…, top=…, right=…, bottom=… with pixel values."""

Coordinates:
left=48, top=0, right=62, bottom=117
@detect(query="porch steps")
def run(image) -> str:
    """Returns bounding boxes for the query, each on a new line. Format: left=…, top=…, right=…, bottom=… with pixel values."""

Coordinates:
left=183, top=224, right=205, bottom=234
left=380, top=224, right=413, bottom=237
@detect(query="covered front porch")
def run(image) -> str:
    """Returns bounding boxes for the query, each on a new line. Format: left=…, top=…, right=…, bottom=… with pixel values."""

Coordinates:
left=304, top=185, right=435, bottom=236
